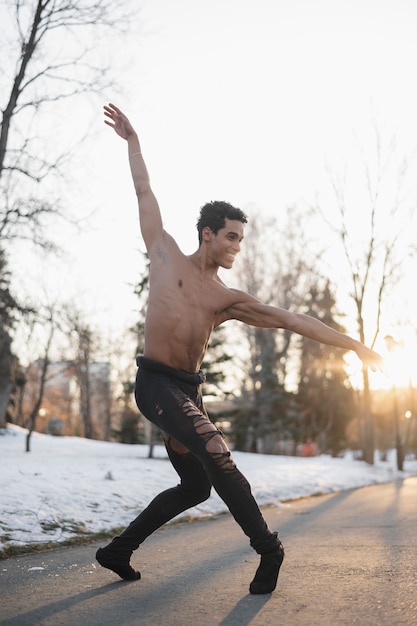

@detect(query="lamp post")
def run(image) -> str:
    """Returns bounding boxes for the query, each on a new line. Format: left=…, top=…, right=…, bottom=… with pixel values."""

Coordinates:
left=403, top=410, right=412, bottom=461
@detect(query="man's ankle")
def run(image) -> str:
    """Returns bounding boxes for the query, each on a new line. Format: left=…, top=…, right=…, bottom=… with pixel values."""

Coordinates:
left=249, top=540, right=284, bottom=594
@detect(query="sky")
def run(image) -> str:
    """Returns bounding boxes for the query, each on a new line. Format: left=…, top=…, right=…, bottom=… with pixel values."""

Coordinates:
left=5, top=0, right=417, bottom=383
left=1, top=424, right=417, bottom=552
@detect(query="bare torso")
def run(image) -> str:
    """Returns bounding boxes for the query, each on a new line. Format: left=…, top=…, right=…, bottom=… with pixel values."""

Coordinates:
left=143, top=232, right=240, bottom=372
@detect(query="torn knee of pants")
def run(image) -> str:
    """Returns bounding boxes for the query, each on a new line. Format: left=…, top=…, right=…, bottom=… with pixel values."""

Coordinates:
left=193, top=416, right=235, bottom=470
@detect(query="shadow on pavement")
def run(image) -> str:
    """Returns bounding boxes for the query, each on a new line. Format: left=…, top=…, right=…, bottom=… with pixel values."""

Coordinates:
left=218, top=594, right=271, bottom=626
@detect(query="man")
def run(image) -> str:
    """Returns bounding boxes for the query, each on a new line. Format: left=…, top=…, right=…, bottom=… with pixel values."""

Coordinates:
left=96, top=103, right=383, bottom=595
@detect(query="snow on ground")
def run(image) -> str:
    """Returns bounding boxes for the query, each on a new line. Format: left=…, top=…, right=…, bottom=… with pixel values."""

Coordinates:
left=1, top=424, right=417, bottom=551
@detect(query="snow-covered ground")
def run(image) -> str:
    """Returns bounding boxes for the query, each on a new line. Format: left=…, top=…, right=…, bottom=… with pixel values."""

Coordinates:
left=2, top=424, right=416, bottom=552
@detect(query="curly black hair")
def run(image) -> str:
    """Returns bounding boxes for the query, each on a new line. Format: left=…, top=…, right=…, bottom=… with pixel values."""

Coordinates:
left=196, top=201, right=248, bottom=245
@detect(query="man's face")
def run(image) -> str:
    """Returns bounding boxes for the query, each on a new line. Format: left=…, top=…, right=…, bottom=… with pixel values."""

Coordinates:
left=210, top=218, right=245, bottom=269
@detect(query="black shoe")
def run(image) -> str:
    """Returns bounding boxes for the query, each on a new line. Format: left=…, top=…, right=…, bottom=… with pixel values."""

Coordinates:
left=96, top=547, right=141, bottom=581
left=249, top=539, right=284, bottom=595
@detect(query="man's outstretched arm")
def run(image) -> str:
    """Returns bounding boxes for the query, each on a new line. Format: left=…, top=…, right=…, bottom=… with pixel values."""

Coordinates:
left=227, top=297, right=383, bottom=372
left=104, top=103, right=163, bottom=252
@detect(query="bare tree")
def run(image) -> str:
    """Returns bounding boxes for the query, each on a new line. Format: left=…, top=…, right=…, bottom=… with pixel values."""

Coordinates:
left=76, top=324, right=93, bottom=439
left=316, top=126, right=417, bottom=463
left=0, top=0, right=139, bottom=425
left=1, top=0, right=138, bottom=245
left=63, top=307, right=100, bottom=439
left=24, top=308, right=57, bottom=451
left=233, top=207, right=322, bottom=452
left=25, top=344, right=51, bottom=451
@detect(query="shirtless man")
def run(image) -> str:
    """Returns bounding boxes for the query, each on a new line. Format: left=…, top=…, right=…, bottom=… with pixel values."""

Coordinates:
left=96, top=103, right=383, bottom=595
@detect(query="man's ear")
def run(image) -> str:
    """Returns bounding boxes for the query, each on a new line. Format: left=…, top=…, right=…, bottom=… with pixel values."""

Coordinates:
left=202, top=226, right=213, bottom=241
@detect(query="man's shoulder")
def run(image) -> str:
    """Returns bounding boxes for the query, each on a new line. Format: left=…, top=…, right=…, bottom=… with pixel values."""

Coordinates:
left=212, top=284, right=257, bottom=325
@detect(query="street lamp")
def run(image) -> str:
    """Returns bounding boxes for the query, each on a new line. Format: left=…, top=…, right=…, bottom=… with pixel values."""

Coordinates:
left=404, top=410, right=412, bottom=460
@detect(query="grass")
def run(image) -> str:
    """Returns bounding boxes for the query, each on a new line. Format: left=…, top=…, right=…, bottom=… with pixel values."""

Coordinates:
left=0, top=527, right=120, bottom=560
left=0, top=513, right=214, bottom=560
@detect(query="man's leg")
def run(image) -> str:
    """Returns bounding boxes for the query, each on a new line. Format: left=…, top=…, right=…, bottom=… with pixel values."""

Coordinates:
left=164, top=401, right=284, bottom=594
left=99, top=365, right=284, bottom=592
left=96, top=436, right=211, bottom=580
left=134, top=379, right=284, bottom=594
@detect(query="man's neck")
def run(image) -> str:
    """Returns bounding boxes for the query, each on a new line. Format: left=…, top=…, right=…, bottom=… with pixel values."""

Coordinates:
left=188, top=249, right=219, bottom=278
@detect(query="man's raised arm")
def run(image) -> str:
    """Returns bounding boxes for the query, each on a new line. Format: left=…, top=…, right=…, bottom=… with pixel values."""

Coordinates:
left=103, top=103, right=163, bottom=252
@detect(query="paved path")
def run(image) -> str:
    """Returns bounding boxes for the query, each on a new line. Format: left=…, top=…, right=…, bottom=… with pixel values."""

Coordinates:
left=1, top=476, right=416, bottom=626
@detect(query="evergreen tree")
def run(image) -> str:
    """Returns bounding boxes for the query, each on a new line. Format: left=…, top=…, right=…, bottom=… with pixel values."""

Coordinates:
left=0, top=249, right=20, bottom=426
left=242, top=327, right=291, bottom=454
left=201, top=325, right=233, bottom=398
left=297, top=281, right=355, bottom=455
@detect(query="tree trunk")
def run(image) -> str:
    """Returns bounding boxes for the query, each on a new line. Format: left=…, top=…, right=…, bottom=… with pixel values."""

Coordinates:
left=361, top=368, right=374, bottom=464
left=26, top=356, right=49, bottom=452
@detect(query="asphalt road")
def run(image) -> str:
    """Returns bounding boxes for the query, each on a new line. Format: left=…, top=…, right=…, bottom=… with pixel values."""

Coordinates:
left=1, top=476, right=416, bottom=626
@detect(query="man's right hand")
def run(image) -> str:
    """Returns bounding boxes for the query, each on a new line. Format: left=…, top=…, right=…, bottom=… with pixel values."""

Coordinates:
left=355, top=344, right=384, bottom=373
left=104, top=103, right=136, bottom=140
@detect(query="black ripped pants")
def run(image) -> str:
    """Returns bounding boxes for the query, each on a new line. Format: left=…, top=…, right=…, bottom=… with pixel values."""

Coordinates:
left=111, top=356, right=277, bottom=556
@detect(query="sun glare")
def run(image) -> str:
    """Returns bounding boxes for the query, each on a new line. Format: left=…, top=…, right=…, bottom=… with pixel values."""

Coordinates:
left=371, top=332, right=417, bottom=391
left=342, top=329, right=417, bottom=392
